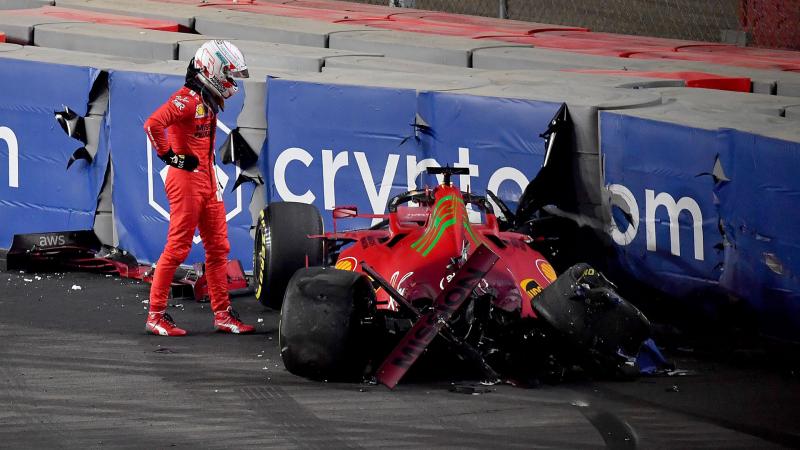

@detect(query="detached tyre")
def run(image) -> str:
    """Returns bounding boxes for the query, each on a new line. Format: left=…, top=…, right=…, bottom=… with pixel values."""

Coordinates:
left=279, top=267, right=374, bottom=381
left=253, top=202, right=323, bottom=309
left=531, top=263, right=650, bottom=375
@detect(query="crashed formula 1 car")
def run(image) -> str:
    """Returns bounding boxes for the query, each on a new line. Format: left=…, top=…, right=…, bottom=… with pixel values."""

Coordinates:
left=253, top=109, right=652, bottom=388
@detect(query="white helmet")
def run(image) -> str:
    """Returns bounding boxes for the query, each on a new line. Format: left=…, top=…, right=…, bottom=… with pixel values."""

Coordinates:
left=192, top=40, right=249, bottom=99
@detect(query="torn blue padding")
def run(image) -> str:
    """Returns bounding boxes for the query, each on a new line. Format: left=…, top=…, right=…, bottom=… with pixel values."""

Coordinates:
left=108, top=70, right=254, bottom=270
left=636, top=338, right=673, bottom=375
left=415, top=92, right=562, bottom=212
left=601, top=114, right=724, bottom=297
left=0, top=58, right=100, bottom=117
left=0, top=60, right=104, bottom=248
left=264, top=77, right=418, bottom=232
left=601, top=112, right=800, bottom=341
left=717, top=130, right=800, bottom=339
left=263, top=78, right=562, bottom=231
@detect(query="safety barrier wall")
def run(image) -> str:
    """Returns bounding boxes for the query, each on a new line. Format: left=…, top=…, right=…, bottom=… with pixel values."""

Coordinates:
left=263, top=78, right=562, bottom=231
left=0, top=58, right=107, bottom=249
left=57, top=0, right=376, bottom=47
left=1, top=49, right=798, bottom=339
left=0, top=56, right=562, bottom=272
left=31, top=1, right=800, bottom=97
left=0, top=6, right=181, bottom=45
left=472, top=46, right=800, bottom=97
left=602, top=112, right=800, bottom=340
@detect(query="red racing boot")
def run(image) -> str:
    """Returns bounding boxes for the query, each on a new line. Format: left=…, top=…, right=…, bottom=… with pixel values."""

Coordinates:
left=213, top=307, right=255, bottom=334
left=146, top=311, right=187, bottom=336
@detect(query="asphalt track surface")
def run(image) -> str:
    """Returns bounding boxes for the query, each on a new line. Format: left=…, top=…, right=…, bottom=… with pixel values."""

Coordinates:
left=1, top=256, right=799, bottom=449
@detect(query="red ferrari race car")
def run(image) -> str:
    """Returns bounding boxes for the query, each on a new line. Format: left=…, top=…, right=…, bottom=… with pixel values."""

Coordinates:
left=253, top=112, right=655, bottom=388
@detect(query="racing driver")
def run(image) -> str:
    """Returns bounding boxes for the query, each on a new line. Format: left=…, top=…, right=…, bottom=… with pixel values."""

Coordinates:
left=143, top=40, right=255, bottom=336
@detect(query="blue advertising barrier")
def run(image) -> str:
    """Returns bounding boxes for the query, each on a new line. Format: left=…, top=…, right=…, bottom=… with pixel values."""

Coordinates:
left=264, top=78, right=418, bottom=230
left=1, top=57, right=797, bottom=340
left=0, top=58, right=106, bottom=248
left=0, top=58, right=99, bottom=117
left=416, top=92, right=562, bottom=209
left=601, top=112, right=800, bottom=339
left=263, top=78, right=561, bottom=230
left=718, top=130, right=800, bottom=336
left=601, top=115, right=724, bottom=295
left=108, top=70, right=255, bottom=270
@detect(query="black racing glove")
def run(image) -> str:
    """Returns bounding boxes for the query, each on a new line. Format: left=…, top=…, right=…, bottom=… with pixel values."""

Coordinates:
left=160, top=149, right=198, bottom=171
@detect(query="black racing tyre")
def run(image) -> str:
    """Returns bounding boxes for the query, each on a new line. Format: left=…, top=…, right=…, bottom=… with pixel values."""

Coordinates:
left=531, top=263, right=651, bottom=375
left=279, top=267, right=374, bottom=381
left=253, top=202, right=323, bottom=309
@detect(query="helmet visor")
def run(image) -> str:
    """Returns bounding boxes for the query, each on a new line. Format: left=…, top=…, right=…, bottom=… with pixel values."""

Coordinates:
left=232, top=67, right=249, bottom=78
left=224, top=65, right=249, bottom=79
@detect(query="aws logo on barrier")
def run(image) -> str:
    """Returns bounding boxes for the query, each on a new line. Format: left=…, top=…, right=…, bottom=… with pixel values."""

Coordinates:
left=0, top=126, right=19, bottom=189
left=146, top=120, right=242, bottom=244
left=607, top=184, right=705, bottom=261
left=272, top=146, right=532, bottom=218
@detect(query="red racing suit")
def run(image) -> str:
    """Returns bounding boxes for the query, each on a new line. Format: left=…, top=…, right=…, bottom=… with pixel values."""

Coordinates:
left=144, top=86, right=231, bottom=314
